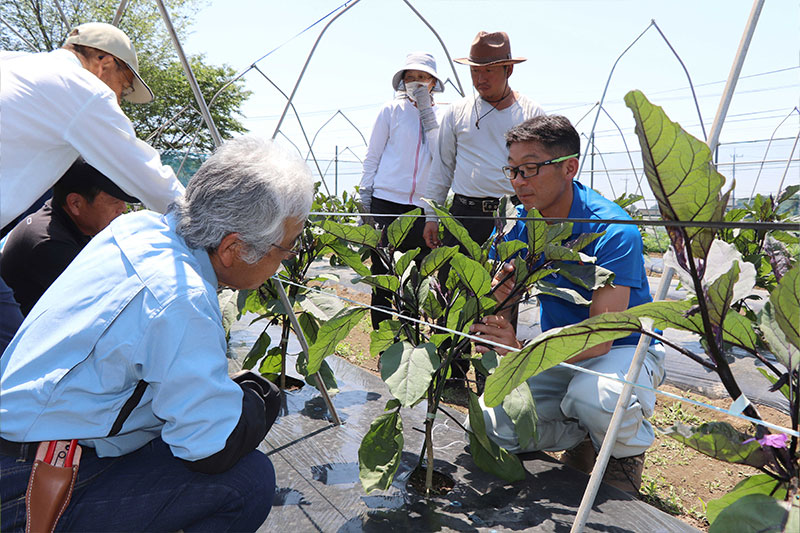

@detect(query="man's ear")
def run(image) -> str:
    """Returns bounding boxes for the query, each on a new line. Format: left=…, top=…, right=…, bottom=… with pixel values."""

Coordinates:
left=505, top=64, right=514, bottom=78
left=564, top=157, right=580, bottom=180
left=63, top=192, right=85, bottom=217
left=214, top=233, right=241, bottom=268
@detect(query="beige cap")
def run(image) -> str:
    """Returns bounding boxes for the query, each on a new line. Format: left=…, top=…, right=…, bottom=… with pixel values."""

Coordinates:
left=64, top=22, right=154, bottom=104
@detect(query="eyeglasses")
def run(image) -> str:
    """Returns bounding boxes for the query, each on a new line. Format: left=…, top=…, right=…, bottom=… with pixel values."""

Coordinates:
left=113, top=58, right=135, bottom=98
left=502, top=153, right=579, bottom=180
left=270, top=234, right=304, bottom=256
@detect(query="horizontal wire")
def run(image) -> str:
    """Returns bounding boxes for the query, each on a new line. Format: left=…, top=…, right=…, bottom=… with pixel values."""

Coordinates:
left=271, top=276, right=799, bottom=438
left=309, top=212, right=800, bottom=232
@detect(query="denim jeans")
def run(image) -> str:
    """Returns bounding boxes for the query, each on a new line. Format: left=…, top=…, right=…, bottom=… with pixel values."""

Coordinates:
left=0, top=437, right=276, bottom=532
left=0, top=275, right=23, bottom=355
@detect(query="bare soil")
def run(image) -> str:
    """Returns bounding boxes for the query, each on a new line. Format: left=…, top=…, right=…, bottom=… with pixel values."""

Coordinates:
left=329, top=285, right=792, bottom=532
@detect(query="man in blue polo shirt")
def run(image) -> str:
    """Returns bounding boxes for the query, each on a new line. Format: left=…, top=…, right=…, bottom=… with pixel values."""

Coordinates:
left=471, top=115, right=664, bottom=495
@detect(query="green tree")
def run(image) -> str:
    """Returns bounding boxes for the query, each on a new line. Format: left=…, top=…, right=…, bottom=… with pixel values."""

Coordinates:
left=0, top=0, right=250, bottom=151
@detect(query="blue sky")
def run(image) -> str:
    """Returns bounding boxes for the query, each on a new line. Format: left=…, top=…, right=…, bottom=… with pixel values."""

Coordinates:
left=183, top=0, right=799, bottom=201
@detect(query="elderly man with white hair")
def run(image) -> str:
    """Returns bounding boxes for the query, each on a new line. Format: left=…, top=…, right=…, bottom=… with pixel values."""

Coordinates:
left=0, top=136, right=314, bottom=532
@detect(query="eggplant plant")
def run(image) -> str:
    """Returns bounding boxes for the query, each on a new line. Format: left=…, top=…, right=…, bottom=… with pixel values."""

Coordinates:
left=483, top=90, right=799, bottom=531
left=232, top=191, right=367, bottom=394
left=320, top=201, right=615, bottom=494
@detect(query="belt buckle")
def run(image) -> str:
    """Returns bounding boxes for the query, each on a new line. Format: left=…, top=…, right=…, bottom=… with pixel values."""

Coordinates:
left=482, top=200, right=496, bottom=213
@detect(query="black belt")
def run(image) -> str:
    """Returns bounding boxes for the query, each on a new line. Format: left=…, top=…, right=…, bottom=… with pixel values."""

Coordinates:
left=453, top=194, right=499, bottom=213
left=0, top=437, right=38, bottom=460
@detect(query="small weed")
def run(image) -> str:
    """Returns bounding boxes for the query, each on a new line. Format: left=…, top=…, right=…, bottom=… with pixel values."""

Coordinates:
left=652, top=401, right=704, bottom=427
left=335, top=341, right=368, bottom=365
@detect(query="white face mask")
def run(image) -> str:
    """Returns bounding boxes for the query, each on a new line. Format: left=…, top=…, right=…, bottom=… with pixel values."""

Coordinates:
left=404, top=81, right=428, bottom=102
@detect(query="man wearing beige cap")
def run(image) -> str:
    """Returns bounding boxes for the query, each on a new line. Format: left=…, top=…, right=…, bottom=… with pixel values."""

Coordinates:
left=423, top=31, right=545, bottom=249
left=0, top=22, right=184, bottom=352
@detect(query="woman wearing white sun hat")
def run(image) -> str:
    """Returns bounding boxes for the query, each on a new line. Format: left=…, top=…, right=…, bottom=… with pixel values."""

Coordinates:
left=359, top=51, right=446, bottom=329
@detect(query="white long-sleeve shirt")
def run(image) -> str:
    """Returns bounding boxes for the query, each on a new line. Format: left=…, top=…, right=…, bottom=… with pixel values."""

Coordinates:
left=424, top=92, right=544, bottom=215
left=359, top=97, right=445, bottom=208
left=0, top=49, right=184, bottom=228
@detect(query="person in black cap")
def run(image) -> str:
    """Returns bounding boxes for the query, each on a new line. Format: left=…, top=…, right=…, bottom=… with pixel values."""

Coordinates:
left=0, top=159, right=139, bottom=316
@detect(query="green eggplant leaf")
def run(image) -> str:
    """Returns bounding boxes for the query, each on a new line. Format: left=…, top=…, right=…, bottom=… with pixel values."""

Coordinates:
left=501, top=382, right=538, bottom=450
left=565, top=231, right=605, bottom=253
left=451, top=253, right=492, bottom=297
left=484, top=312, right=641, bottom=407
left=543, top=244, right=582, bottom=262
left=709, top=493, right=790, bottom=533
left=323, top=240, right=371, bottom=276
left=303, top=358, right=339, bottom=395
left=432, top=204, right=482, bottom=260
left=380, top=342, right=439, bottom=407
left=370, top=320, right=403, bottom=358
left=422, top=290, right=443, bottom=320
left=625, top=90, right=728, bottom=263
left=535, top=281, right=591, bottom=306
left=496, top=240, right=527, bottom=262
left=321, top=219, right=380, bottom=248
left=297, top=289, right=345, bottom=321
left=307, top=307, right=367, bottom=374
left=395, top=248, right=420, bottom=279
left=758, top=301, right=800, bottom=372
left=545, top=222, right=573, bottom=245
left=770, top=263, right=800, bottom=350
left=525, top=210, right=548, bottom=257
left=258, top=346, right=283, bottom=375
left=218, top=288, right=238, bottom=341
left=297, top=311, right=320, bottom=344
left=420, top=245, right=458, bottom=277
left=659, top=422, right=769, bottom=469
left=467, top=391, right=525, bottom=482
left=359, top=410, right=404, bottom=493
left=359, top=275, right=401, bottom=293
left=551, top=261, right=616, bottom=291
left=386, top=208, right=421, bottom=248
left=707, top=475, right=788, bottom=525
left=242, top=330, right=271, bottom=370
left=706, top=261, right=740, bottom=326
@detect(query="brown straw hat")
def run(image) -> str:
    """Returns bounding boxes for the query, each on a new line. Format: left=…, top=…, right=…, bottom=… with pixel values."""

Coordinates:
left=454, top=31, right=526, bottom=67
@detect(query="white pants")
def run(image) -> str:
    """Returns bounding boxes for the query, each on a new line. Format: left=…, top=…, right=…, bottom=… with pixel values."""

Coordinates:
left=479, top=343, right=665, bottom=458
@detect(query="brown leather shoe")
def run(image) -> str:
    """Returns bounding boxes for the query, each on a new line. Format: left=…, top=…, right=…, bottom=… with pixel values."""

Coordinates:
left=559, top=436, right=597, bottom=474
left=603, top=453, right=644, bottom=496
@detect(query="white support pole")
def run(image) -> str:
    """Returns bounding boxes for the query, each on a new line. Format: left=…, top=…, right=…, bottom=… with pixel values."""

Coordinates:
left=572, top=2, right=765, bottom=530
left=707, top=0, right=766, bottom=154
left=274, top=279, right=342, bottom=426
left=570, top=269, right=673, bottom=532
left=112, top=0, right=130, bottom=26
left=155, top=0, right=222, bottom=147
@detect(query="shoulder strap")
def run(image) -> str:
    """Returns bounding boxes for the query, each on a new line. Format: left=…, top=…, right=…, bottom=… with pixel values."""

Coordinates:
left=107, top=380, right=148, bottom=437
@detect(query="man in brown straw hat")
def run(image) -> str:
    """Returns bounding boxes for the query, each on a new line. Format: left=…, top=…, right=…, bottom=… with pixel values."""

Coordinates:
left=0, top=22, right=184, bottom=351
left=423, top=31, right=545, bottom=249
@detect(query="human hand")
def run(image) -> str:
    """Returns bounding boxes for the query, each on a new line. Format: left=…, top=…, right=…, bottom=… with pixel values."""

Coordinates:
left=469, top=314, right=521, bottom=355
left=491, top=263, right=517, bottom=304
left=410, top=84, right=432, bottom=110
left=423, top=221, right=441, bottom=248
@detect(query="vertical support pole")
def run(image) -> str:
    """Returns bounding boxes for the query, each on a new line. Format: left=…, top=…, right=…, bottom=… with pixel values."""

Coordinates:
left=590, top=137, right=595, bottom=189
left=335, top=145, right=339, bottom=197
left=155, top=0, right=222, bottom=147
left=707, top=0, right=766, bottom=153
left=274, top=279, right=342, bottom=426
left=112, top=0, right=130, bottom=26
